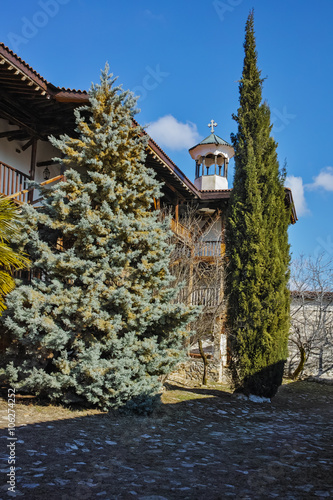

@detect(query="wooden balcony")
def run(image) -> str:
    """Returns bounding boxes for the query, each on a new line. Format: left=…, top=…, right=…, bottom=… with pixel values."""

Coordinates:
left=191, top=287, right=221, bottom=307
left=171, top=218, right=226, bottom=260
left=0, top=160, right=30, bottom=203
left=170, top=218, right=192, bottom=240
left=178, top=287, right=221, bottom=308
left=172, top=240, right=226, bottom=266
left=0, top=160, right=65, bottom=205
left=7, top=174, right=65, bottom=205
left=194, top=240, right=225, bottom=258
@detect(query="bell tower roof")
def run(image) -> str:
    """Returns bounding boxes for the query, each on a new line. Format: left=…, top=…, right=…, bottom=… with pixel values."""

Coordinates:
left=189, top=133, right=232, bottom=151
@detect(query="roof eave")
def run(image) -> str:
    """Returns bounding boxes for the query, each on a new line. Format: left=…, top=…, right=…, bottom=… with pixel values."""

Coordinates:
left=0, top=42, right=88, bottom=101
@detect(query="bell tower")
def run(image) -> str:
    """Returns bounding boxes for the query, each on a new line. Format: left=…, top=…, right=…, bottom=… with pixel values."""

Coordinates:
left=189, top=120, right=235, bottom=190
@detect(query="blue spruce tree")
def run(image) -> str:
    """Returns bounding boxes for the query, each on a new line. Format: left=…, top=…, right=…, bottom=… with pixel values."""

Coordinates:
left=0, top=65, right=195, bottom=412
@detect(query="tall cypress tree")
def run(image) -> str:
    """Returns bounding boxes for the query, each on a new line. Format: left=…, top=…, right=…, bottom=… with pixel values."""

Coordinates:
left=0, top=65, right=195, bottom=412
left=225, top=11, right=291, bottom=399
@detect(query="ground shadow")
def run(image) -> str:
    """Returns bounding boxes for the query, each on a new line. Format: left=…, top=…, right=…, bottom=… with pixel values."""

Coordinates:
left=163, top=381, right=233, bottom=400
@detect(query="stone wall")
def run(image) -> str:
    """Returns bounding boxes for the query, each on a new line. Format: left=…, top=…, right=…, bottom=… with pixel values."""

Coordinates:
left=169, top=358, right=231, bottom=385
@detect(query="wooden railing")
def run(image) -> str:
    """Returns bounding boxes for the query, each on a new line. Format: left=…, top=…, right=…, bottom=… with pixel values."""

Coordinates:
left=191, top=287, right=221, bottom=307
left=7, top=175, right=65, bottom=205
left=194, top=241, right=226, bottom=257
left=0, top=161, right=65, bottom=205
left=178, top=287, right=221, bottom=307
left=0, top=161, right=30, bottom=203
left=170, top=218, right=192, bottom=240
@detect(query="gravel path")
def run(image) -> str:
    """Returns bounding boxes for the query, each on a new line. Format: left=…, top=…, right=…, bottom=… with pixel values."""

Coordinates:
left=0, top=380, right=332, bottom=499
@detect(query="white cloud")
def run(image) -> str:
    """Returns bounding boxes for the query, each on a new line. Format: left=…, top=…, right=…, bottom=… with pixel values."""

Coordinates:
left=307, top=167, right=333, bottom=191
left=285, top=175, right=310, bottom=217
left=147, top=115, right=201, bottom=151
left=143, top=10, right=164, bottom=22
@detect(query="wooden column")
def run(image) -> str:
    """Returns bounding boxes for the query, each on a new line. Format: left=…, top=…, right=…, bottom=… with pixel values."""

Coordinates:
left=175, top=198, right=179, bottom=224
left=28, top=138, right=37, bottom=204
left=221, top=211, right=225, bottom=243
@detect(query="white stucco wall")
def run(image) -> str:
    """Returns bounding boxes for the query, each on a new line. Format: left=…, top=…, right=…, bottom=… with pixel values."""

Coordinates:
left=194, top=174, right=228, bottom=190
left=189, top=143, right=234, bottom=161
left=0, top=119, right=62, bottom=200
left=0, top=118, right=61, bottom=183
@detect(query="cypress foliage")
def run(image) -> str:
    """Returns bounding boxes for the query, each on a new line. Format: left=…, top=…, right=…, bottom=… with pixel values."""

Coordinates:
left=0, top=65, right=195, bottom=412
left=225, top=12, right=291, bottom=398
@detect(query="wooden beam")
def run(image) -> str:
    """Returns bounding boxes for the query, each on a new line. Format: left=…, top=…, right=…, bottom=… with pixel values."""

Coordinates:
left=161, top=190, right=175, bottom=205
left=159, top=175, right=186, bottom=201
left=53, top=92, right=89, bottom=103
left=175, top=198, right=179, bottom=224
left=0, top=130, right=22, bottom=138
left=0, top=87, right=37, bottom=124
left=0, top=109, right=42, bottom=140
left=30, top=138, right=37, bottom=180
left=0, top=76, right=34, bottom=84
left=28, top=138, right=37, bottom=203
left=21, top=138, right=34, bottom=152
left=221, top=212, right=226, bottom=243
left=8, top=132, right=30, bottom=141
left=153, top=197, right=161, bottom=210
left=36, top=160, right=58, bottom=168
left=40, top=174, right=64, bottom=187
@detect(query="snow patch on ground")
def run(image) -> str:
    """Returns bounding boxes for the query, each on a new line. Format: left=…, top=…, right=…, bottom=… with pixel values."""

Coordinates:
left=235, top=393, right=271, bottom=403
left=249, top=395, right=271, bottom=403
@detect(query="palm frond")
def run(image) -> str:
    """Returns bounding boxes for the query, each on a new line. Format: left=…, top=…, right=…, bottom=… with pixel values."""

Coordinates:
left=0, top=196, right=25, bottom=242
left=0, top=243, right=30, bottom=270
left=0, top=270, right=15, bottom=313
left=0, top=196, right=30, bottom=315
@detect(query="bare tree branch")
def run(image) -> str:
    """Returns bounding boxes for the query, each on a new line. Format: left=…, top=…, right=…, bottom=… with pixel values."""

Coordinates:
left=165, top=204, right=226, bottom=384
left=289, top=253, right=333, bottom=379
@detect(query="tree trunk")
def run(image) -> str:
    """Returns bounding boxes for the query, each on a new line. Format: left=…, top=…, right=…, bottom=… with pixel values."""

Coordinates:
left=292, top=345, right=306, bottom=380
left=198, top=339, right=208, bottom=385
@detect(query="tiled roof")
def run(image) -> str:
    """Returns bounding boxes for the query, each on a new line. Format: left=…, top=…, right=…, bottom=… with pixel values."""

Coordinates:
left=199, top=188, right=232, bottom=193
left=0, top=42, right=88, bottom=96
left=0, top=42, right=49, bottom=84
left=291, top=291, right=333, bottom=300
left=189, top=133, right=232, bottom=151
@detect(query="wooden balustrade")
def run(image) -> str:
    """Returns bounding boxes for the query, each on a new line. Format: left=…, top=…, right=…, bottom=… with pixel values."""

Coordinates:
left=7, top=174, right=65, bottom=205
left=0, top=160, right=30, bottom=203
left=170, top=221, right=226, bottom=259
left=0, top=160, right=65, bottom=205
left=178, top=287, right=221, bottom=307
left=170, top=218, right=192, bottom=240
left=194, top=240, right=225, bottom=257
left=191, top=287, right=221, bottom=307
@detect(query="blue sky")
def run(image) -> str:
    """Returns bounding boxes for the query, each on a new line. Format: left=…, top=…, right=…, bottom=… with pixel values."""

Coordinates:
left=1, top=0, right=333, bottom=261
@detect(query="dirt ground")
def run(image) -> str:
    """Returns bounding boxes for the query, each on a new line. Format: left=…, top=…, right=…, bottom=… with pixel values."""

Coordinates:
left=0, top=379, right=332, bottom=499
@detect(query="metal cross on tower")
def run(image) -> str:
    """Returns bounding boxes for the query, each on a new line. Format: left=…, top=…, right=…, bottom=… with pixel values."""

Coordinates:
left=208, top=119, right=217, bottom=133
